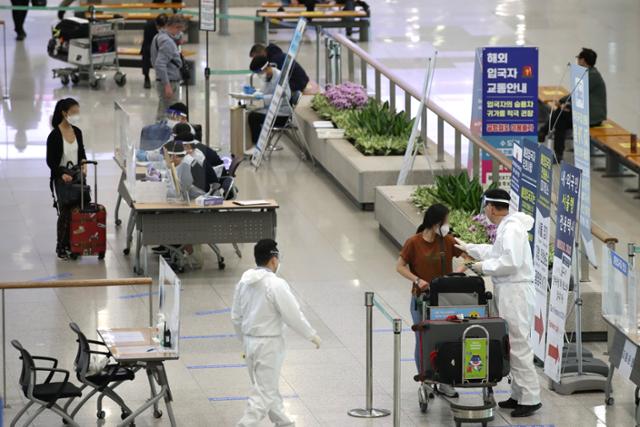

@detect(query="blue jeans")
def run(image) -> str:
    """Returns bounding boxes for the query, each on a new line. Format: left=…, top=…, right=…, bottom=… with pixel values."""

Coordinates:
left=410, top=296, right=422, bottom=373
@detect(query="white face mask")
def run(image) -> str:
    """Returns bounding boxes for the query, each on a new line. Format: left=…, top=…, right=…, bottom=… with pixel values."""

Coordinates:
left=66, top=114, right=80, bottom=126
left=437, top=224, right=450, bottom=236
left=166, top=119, right=179, bottom=129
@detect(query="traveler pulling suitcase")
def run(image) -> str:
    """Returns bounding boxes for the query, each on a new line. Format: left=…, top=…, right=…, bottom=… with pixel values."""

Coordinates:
left=412, top=274, right=509, bottom=427
left=69, top=160, right=106, bottom=260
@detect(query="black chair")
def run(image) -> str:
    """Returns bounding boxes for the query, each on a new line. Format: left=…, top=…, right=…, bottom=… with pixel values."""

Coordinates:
left=11, top=340, right=82, bottom=427
left=64, top=323, right=135, bottom=423
left=265, top=91, right=310, bottom=160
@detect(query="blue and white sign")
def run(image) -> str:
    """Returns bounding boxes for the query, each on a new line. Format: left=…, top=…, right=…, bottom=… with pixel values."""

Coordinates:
left=571, top=64, right=597, bottom=266
left=530, top=145, right=553, bottom=360
left=252, top=18, right=307, bottom=168
left=509, top=140, right=523, bottom=214
left=519, top=139, right=540, bottom=250
left=544, top=163, right=581, bottom=382
left=480, top=47, right=538, bottom=185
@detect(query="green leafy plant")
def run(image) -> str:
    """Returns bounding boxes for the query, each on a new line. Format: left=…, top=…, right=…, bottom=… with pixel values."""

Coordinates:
left=449, top=210, right=491, bottom=244
left=311, top=91, right=416, bottom=156
left=413, top=173, right=498, bottom=215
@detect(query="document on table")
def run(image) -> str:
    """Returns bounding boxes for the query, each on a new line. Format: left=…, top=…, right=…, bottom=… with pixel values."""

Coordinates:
left=107, top=331, right=145, bottom=343
left=116, top=345, right=159, bottom=354
left=233, top=200, right=271, bottom=206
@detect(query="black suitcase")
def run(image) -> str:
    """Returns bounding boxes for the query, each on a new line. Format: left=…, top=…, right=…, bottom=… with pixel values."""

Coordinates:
left=413, top=318, right=510, bottom=385
left=427, top=273, right=490, bottom=306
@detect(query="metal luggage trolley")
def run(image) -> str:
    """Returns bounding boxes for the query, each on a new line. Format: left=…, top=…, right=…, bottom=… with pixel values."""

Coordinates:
left=414, top=274, right=499, bottom=426
left=52, top=9, right=126, bottom=89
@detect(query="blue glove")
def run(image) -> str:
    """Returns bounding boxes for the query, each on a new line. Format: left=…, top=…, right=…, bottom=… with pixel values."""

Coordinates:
left=243, top=85, right=256, bottom=95
left=254, top=92, right=264, bottom=100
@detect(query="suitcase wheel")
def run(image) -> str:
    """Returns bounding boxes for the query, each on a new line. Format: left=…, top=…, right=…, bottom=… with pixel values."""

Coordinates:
left=69, top=253, right=79, bottom=260
left=123, top=248, right=130, bottom=255
left=98, top=252, right=105, bottom=260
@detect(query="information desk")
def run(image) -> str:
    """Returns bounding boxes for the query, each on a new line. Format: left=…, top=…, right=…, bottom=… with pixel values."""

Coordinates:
left=132, top=200, right=279, bottom=274
left=602, top=316, right=640, bottom=425
left=255, top=10, right=370, bottom=43
left=98, top=327, right=178, bottom=427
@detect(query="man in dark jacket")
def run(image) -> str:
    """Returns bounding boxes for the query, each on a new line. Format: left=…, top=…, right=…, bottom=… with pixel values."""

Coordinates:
left=538, top=47, right=607, bottom=162
left=249, top=43, right=319, bottom=94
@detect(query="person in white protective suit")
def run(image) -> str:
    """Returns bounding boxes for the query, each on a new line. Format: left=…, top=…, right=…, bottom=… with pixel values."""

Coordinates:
left=231, top=239, right=322, bottom=427
left=454, top=188, right=542, bottom=418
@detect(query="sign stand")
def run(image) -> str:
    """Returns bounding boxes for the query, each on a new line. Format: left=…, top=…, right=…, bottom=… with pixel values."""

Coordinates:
left=397, top=54, right=437, bottom=186
left=252, top=19, right=308, bottom=169
left=199, top=0, right=217, bottom=147
left=549, top=191, right=609, bottom=395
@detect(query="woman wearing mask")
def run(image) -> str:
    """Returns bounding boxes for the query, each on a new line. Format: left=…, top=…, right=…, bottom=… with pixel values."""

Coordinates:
left=396, top=203, right=464, bottom=397
left=46, top=98, right=87, bottom=259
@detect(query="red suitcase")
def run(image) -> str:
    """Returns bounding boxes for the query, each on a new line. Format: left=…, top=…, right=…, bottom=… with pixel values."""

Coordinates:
left=70, top=160, right=106, bottom=259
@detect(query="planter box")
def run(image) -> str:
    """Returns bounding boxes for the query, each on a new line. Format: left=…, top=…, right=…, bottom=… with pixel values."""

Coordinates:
left=295, top=96, right=458, bottom=210
left=374, top=185, right=607, bottom=338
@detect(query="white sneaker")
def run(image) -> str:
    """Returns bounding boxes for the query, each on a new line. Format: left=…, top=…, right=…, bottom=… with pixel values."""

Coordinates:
left=438, top=384, right=459, bottom=398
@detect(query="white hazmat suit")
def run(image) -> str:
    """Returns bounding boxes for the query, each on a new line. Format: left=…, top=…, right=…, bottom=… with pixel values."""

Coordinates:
left=465, top=212, right=541, bottom=406
left=231, top=268, right=317, bottom=427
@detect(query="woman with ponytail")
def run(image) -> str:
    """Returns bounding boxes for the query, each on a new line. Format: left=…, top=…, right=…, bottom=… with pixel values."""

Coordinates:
left=396, top=203, right=464, bottom=397
left=46, top=97, right=86, bottom=259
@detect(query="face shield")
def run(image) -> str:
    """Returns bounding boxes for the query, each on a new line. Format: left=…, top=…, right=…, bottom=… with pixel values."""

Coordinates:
left=480, top=195, right=511, bottom=212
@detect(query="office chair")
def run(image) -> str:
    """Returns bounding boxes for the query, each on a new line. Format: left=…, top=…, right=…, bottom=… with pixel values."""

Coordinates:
left=264, top=91, right=311, bottom=161
left=63, top=323, right=136, bottom=423
left=10, top=340, right=83, bottom=427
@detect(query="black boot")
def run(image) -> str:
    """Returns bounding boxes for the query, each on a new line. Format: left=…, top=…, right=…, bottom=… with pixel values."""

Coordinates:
left=144, top=75, right=151, bottom=89
left=498, top=398, right=519, bottom=409
left=511, top=403, right=542, bottom=417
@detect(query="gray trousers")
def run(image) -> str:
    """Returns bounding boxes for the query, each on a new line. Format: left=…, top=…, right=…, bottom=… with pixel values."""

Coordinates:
left=156, top=81, right=180, bottom=121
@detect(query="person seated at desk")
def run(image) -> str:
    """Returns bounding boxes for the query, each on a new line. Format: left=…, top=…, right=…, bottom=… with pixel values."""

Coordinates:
left=174, top=124, right=225, bottom=170
left=246, top=56, right=292, bottom=155
left=538, top=47, right=607, bottom=163
left=249, top=43, right=319, bottom=94
left=164, top=140, right=205, bottom=200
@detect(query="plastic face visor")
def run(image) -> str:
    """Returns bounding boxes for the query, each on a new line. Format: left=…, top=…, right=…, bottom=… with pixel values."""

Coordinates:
left=480, top=196, right=510, bottom=211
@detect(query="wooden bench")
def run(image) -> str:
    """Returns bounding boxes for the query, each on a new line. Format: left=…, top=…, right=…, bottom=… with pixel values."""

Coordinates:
left=260, top=2, right=337, bottom=9
left=80, top=2, right=185, bottom=9
left=538, top=85, right=640, bottom=193
left=255, top=9, right=370, bottom=43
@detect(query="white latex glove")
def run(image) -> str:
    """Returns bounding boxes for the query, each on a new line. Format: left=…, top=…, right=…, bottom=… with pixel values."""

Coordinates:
left=310, top=335, right=322, bottom=349
left=470, top=262, right=483, bottom=275
left=454, top=237, right=469, bottom=253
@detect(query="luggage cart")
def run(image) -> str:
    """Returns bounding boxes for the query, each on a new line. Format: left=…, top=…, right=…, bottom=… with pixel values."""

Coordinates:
left=413, top=274, right=507, bottom=427
left=51, top=15, right=126, bottom=89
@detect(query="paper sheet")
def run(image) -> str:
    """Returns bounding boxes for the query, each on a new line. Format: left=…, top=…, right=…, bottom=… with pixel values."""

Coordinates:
left=619, top=339, right=637, bottom=380
left=107, top=331, right=145, bottom=343
left=233, top=200, right=270, bottom=206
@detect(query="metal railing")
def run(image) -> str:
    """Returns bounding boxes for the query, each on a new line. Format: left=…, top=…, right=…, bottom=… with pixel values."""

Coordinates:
left=315, top=31, right=619, bottom=259
left=0, top=277, right=154, bottom=407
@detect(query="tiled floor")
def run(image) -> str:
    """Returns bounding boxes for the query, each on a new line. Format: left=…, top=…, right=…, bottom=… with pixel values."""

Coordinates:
left=0, top=0, right=639, bottom=426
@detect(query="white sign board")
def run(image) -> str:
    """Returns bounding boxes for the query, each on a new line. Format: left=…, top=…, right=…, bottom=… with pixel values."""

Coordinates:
left=397, top=58, right=433, bottom=186
left=252, top=18, right=307, bottom=168
left=200, top=0, right=216, bottom=32
left=619, top=339, right=637, bottom=381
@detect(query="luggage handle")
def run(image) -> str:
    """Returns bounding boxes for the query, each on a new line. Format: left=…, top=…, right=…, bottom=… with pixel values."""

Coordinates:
left=461, top=324, right=490, bottom=385
left=79, top=160, right=98, bottom=210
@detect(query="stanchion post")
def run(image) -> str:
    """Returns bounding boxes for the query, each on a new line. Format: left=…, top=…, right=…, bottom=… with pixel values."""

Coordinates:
left=348, top=292, right=390, bottom=418
left=393, top=318, right=402, bottom=427
left=2, top=22, right=7, bottom=99
left=204, top=31, right=211, bottom=147
left=2, top=289, right=6, bottom=408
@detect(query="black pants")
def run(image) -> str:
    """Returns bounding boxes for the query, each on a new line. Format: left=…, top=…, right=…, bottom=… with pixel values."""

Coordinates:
left=11, top=0, right=29, bottom=34
left=54, top=181, right=77, bottom=250
left=248, top=112, right=289, bottom=145
left=539, top=107, right=572, bottom=161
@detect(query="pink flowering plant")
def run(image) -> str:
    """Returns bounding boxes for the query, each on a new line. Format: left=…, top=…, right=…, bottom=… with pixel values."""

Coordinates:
left=324, top=82, right=369, bottom=110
